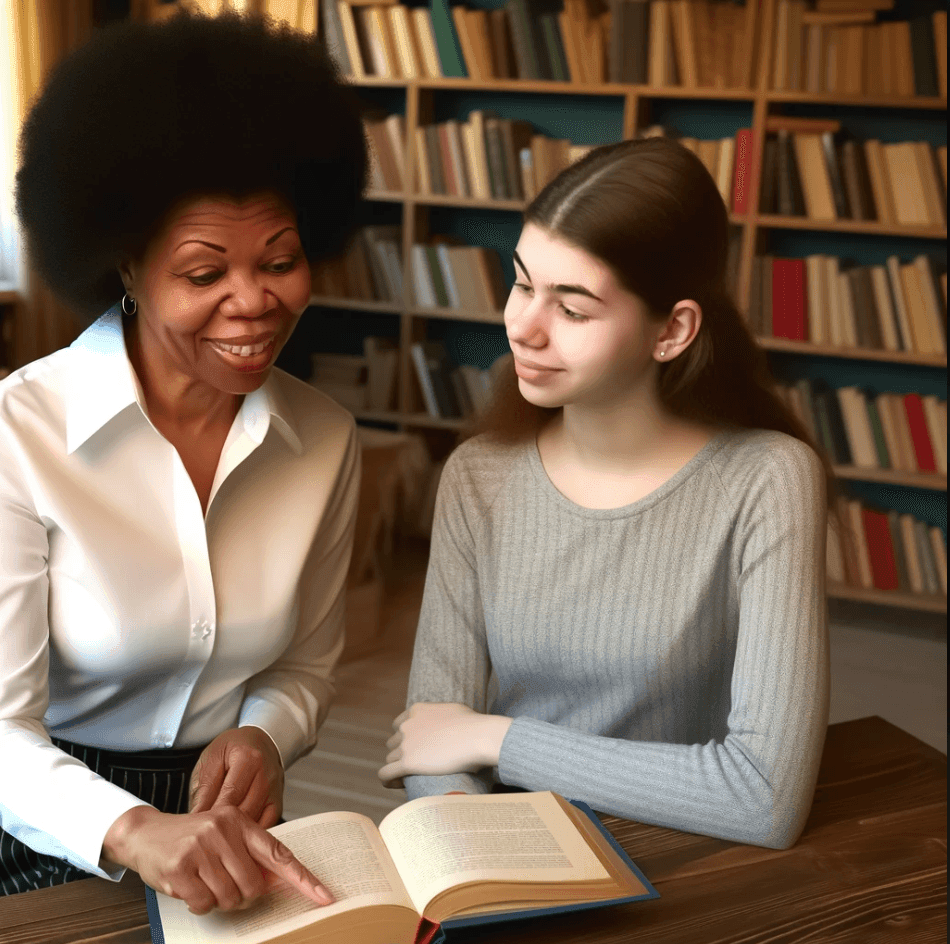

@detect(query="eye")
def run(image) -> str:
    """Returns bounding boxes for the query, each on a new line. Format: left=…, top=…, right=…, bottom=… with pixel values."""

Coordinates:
left=187, top=271, right=220, bottom=286
left=267, top=254, right=301, bottom=273
left=513, top=282, right=533, bottom=294
left=561, top=305, right=588, bottom=322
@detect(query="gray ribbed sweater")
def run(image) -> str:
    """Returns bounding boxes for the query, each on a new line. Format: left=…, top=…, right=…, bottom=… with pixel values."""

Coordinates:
left=403, top=426, right=830, bottom=850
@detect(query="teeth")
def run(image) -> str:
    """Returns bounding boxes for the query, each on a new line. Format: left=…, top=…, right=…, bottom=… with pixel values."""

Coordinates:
left=214, top=340, right=270, bottom=356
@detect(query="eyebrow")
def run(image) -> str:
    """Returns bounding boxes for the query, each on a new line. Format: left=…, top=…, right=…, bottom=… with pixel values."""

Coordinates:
left=512, top=250, right=603, bottom=303
left=175, top=226, right=297, bottom=253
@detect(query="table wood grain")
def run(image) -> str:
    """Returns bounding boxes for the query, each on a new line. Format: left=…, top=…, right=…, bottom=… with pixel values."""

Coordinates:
left=0, top=717, right=944, bottom=944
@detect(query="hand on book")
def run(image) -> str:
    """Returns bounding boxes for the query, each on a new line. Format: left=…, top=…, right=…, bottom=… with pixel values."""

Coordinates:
left=378, top=702, right=513, bottom=789
left=102, top=805, right=335, bottom=916
left=189, top=726, right=284, bottom=829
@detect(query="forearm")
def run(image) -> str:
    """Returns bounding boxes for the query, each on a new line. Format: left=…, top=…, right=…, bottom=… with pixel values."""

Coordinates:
left=498, top=710, right=826, bottom=849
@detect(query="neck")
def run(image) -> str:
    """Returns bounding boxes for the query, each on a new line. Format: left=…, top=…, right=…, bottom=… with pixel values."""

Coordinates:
left=125, top=317, right=242, bottom=433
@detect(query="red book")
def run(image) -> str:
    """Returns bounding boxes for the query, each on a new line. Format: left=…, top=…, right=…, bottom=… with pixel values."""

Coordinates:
left=903, top=393, right=937, bottom=472
left=771, top=257, right=809, bottom=341
left=732, top=128, right=753, bottom=215
left=861, top=507, right=900, bottom=591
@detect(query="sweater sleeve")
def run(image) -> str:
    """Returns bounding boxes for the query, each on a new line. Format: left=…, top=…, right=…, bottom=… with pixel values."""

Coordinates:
left=403, top=449, right=495, bottom=800
left=497, top=440, right=830, bottom=849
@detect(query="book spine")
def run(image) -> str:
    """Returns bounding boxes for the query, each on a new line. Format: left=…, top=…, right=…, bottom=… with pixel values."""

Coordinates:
left=909, top=14, right=939, bottom=97
left=862, top=507, right=900, bottom=591
left=429, top=0, right=468, bottom=77
left=771, top=257, right=808, bottom=341
left=903, top=393, right=937, bottom=472
left=506, top=0, right=541, bottom=80
left=410, top=342, right=441, bottom=416
left=732, top=128, right=752, bottom=215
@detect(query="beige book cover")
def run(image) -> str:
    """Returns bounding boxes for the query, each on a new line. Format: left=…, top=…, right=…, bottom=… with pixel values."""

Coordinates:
left=793, top=133, right=837, bottom=221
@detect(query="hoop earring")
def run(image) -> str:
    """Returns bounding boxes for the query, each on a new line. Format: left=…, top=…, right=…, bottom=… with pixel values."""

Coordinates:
left=121, top=293, right=137, bottom=316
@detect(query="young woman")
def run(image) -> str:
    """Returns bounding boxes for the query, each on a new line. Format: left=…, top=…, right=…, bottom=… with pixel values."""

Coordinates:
left=379, top=136, right=836, bottom=851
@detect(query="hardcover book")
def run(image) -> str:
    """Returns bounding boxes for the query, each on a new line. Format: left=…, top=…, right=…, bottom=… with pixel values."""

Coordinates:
left=144, top=791, right=658, bottom=944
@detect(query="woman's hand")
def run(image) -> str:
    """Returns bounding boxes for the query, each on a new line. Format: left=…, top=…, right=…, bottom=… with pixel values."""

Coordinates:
left=189, top=727, right=283, bottom=829
left=103, top=805, right=334, bottom=915
left=378, top=703, right=512, bottom=789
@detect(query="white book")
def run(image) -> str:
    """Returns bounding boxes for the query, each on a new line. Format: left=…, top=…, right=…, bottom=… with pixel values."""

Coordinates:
left=411, top=342, right=441, bottom=417
left=435, top=243, right=461, bottom=309
left=914, top=519, right=940, bottom=596
left=899, top=513, right=925, bottom=594
left=868, top=265, right=902, bottom=352
left=410, top=245, right=436, bottom=308
left=715, top=136, right=735, bottom=208
left=836, top=387, right=878, bottom=468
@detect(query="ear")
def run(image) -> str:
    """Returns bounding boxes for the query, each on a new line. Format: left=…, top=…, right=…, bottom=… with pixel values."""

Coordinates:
left=116, top=257, right=135, bottom=295
left=653, top=300, right=702, bottom=361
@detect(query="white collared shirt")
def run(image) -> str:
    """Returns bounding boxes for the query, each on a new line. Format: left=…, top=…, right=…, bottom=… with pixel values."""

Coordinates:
left=0, top=305, right=359, bottom=879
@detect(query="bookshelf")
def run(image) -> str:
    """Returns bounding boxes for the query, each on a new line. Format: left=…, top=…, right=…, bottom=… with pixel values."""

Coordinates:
left=294, top=0, right=947, bottom=612
left=293, top=0, right=947, bottom=614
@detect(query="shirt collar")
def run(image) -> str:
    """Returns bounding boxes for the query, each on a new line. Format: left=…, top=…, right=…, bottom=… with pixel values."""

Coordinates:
left=66, top=304, right=303, bottom=457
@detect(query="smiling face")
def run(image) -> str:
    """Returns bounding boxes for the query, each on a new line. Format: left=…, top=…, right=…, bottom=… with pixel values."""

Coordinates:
left=504, top=224, right=665, bottom=411
left=118, top=191, right=312, bottom=399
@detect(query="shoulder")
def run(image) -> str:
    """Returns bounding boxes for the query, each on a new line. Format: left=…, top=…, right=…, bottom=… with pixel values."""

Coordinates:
left=0, top=348, right=74, bottom=436
left=437, top=432, right=532, bottom=516
left=710, top=427, right=826, bottom=521
left=268, top=368, right=357, bottom=448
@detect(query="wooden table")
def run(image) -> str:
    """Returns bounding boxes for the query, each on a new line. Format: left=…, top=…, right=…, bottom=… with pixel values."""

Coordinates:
left=0, top=717, right=944, bottom=944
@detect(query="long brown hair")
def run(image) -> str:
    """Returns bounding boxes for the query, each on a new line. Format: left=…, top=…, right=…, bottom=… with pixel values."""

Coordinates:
left=461, top=136, right=839, bottom=520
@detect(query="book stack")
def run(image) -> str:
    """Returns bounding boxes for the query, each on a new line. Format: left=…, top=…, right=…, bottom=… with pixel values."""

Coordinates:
left=415, top=114, right=595, bottom=201
left=365, top=114, right=408, bottom=192
left=772, top=0, right=947, bottom=98
left=609, top=0, right=761, bottom=90
left=828, top=499, right=947, bottom=598
left=776, top=379, right=947, bottom=476
left=759, top=122, right=947, bottom=228
left=308, top=352, right=369, bottom=412
left=323, top=0, right=445, bottom=79
left=411, top=341, right=511, bottom=419
left=748, top=253, right=947, bottom=356
left=410, top=240, right=509, bottom=313
left=311, top=226, right=404, bottom=303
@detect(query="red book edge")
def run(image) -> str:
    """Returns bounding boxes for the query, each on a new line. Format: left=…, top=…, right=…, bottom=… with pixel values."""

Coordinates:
left=415, top=917, right=442, bottom=944
left=903, top=393, right=937, bottom=472
left=861, top=507, right=900, bottom=591
left=771, top=257, right=808, bottom=341
left=732, top=128, right=753, bottom=215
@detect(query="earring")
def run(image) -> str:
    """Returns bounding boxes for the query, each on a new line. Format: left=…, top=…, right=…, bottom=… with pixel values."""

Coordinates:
left=121, top=293, right=137, bottom=316
left=658, top=350, right=666, bottom=358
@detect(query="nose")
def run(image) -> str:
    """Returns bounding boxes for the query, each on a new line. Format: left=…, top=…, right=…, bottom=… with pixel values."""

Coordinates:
left=221, top=268, right=273, bottom=318
left=505, top=290, right=548, bottom=348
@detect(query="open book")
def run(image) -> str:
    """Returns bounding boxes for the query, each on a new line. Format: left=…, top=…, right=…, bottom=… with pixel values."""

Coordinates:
left=145, top=791, right=658, bottom=944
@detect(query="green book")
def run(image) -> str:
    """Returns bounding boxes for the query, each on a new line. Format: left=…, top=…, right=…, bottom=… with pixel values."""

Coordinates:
left=430, top=0, right=468, bottom=78
left=424, top=246, right=450, bottom=307
left=538, top=13, right=568, bottom=82
left=864, top=394, right=891, bottom=469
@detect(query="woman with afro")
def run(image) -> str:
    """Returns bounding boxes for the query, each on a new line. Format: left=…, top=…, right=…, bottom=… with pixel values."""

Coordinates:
left=1, top=7, right=368, bottom=914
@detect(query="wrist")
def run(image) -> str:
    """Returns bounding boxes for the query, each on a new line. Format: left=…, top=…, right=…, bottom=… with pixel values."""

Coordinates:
left=102, top=804, right=159, bottom=868
left=479, top=716, right=514, bottom=768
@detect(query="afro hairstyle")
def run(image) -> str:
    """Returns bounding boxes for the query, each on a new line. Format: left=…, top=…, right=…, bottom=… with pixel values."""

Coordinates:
left=14, top=7, right=368, bottom=322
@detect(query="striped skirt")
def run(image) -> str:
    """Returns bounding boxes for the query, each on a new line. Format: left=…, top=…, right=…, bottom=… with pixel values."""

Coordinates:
left=0, top=737, right=206, bottom=896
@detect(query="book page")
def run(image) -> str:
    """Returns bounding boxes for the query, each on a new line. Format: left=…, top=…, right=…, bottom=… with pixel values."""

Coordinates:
left=156, top=811, right=415, bottom=944
left=378, top=791, right=610, bottom=917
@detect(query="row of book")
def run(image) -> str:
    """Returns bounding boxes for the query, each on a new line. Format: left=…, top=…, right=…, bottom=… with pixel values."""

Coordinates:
left=307, top=339, right=510, bottom=419
left=410, top=241, right=508, bottom=313
left=776, top=379, right=947, bottom=475
left=772, top=1, right=947, bottom=98
left=414, top=118, right=594, bottom=202
left=747, top=253, right=948, bottom=356
left=830, top=499, right=947, bottom=599
left=366, top=111, right=595, bottom=201
left=322, top=0, right=766, bottom=89
left=311, top=225, right=405, bottom=302
left=759, top=123, right=948, bottom=228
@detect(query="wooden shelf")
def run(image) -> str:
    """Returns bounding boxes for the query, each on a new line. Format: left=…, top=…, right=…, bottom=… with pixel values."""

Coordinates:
left=756, top=337, right=947, bottom=367
left=833, top=467, right=947, bottom=491
left=827, top=583, right=947, bottom=613
left=755, top=214, right=947, bottom=240
left=766, top=91, right=948, bottom=111
left=306, top=295, right=401, bottom=313
left=307, top=296, right=505, bottom=325
left=357, top=410, right=464, bottom=431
